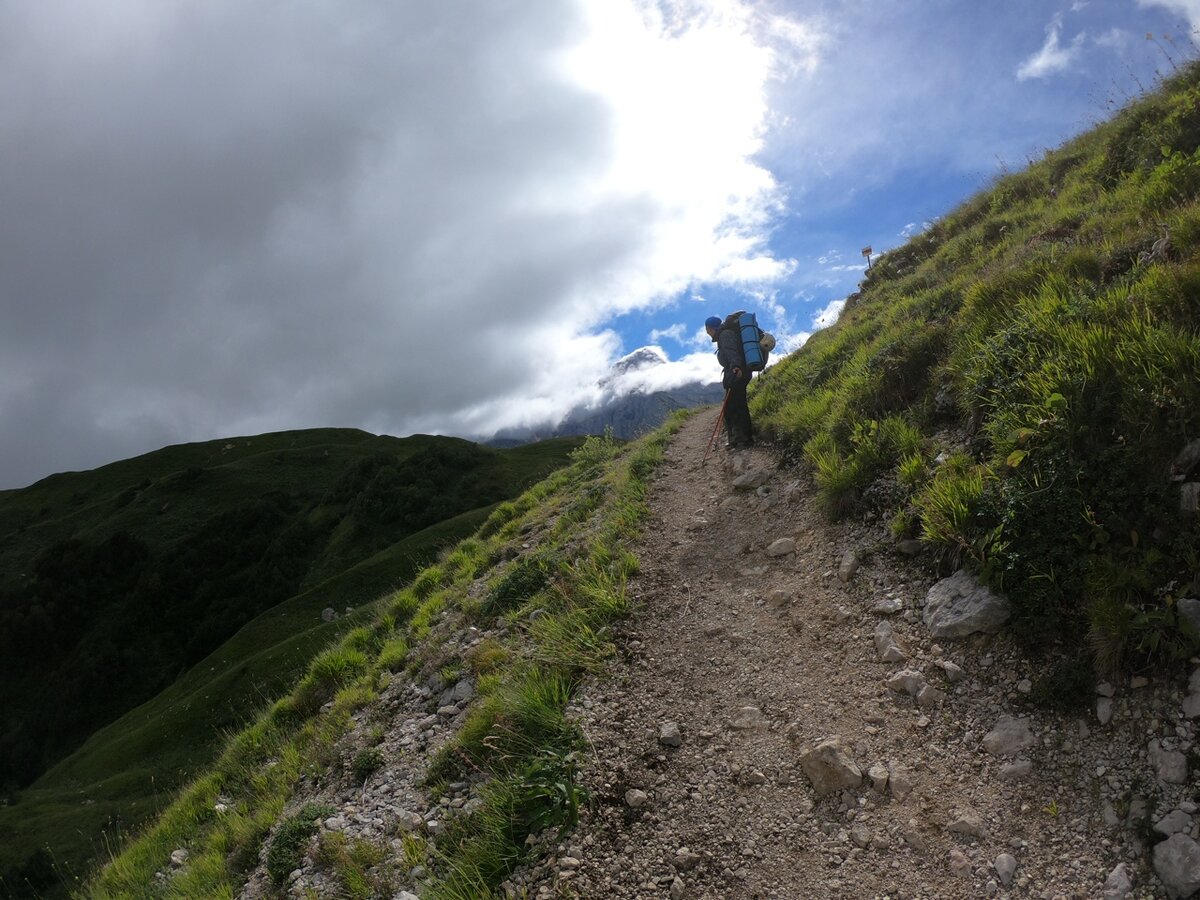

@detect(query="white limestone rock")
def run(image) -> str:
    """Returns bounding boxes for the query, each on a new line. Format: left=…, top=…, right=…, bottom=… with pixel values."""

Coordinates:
left=923, top=570, right=1011, bottom=638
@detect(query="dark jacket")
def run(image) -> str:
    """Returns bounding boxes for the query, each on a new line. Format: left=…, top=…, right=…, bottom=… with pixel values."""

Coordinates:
left=715, top=322, right=748, bottom=389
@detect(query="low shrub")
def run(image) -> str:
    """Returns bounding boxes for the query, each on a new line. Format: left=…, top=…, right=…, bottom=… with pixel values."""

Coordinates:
left=351, top=748, right=384, bottom=783
left=266, top=803, right=334, bottom=885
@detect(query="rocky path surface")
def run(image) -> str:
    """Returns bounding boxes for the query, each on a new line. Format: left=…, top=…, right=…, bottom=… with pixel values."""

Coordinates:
left=513, top=413, right=1200, bottom=899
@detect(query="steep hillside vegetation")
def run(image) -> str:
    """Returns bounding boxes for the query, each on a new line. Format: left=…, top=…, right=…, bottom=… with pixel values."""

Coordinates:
left=0, top=429, right=582, bottom=897
left=754, top=62, right=1200, bottom=678
left=80, top=427, right=667, bottom=899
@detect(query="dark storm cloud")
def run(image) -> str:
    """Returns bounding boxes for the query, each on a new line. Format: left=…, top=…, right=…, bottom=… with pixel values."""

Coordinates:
left=0, top=0, right=629, bottom=486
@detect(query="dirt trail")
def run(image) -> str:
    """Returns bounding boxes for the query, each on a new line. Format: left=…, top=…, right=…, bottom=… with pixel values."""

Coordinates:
left=522, top=412, right=1159, bottom=899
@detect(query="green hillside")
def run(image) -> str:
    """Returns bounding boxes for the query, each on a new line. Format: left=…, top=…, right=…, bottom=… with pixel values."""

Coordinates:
left=75, top=423, right=668, bottom=900
left=754, top=62, right=1200, bottom=676
left=0, top=429, right=582, bottom=896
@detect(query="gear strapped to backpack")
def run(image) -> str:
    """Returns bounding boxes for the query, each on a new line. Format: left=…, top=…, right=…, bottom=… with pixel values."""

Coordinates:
left=723, top=310, right=775, bottom=372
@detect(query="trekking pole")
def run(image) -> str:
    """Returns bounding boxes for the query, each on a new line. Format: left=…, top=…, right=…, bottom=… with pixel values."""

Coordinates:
left=702, top=389, right=732, bottom=466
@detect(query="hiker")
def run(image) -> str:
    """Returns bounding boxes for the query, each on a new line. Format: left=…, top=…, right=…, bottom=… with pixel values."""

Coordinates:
left=705, top=314, right=754, bottom=449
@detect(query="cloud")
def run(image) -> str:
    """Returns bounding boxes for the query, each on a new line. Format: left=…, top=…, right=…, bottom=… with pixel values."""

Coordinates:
left=0, top=0, right=817, bottom=487
left=899, top=221, right=933, bottom=238
left=812, top=299, right=846, bottom=329
left=648, top=323, right=688, bottom=345
left=1017, top=17, right=1087, bottom=80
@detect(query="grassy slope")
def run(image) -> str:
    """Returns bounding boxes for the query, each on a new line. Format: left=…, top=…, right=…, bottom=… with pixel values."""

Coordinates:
left=0, top=431, right=583, bottom=897
left=753, top=62, right=1200, bottom=675
left=80, top=423, right=676, bottom=900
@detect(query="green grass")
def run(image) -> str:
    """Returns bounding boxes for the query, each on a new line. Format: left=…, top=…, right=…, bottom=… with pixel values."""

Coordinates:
left=0, top=429, right=583, bottom=897
left=753, top=61, right=1200, bottom=659
left=75, top=413, right=686, bottom=898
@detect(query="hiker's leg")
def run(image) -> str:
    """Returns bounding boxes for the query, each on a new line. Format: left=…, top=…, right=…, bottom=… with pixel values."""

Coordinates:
left=726, top=380, right=751, bottom=445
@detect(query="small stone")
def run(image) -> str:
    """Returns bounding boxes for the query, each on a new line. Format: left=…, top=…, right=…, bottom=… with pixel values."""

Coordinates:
left=169, top=849, right=189, bottom=869
left=799, top=736, right=863, bottom=794
left=1151, top=739, right=1189, bottom=784
left=947, top=809, right=986, bottom=839
left=889, top=763, right=916, bottom=800
left=916, top=684, right=947, bottom=709
left=886, top=669, right=927, bottom=697
left=1154, top=833, right=1200, bottom=898
left=670, top=876, right=686, bottom=900
left=982, top=716, right=1035, bottom=756
left=659, top=721, right=683, bottom=748
left=766, top=589, right=791, bottom=608
left=994, top=852, right=1017, bottom=887
left=923, top=570, right=1011, bottom=638
left=948, top=848, right=972, bottom=876
left=939, top=660, right=966, bottom=683
left=1180, top=600, right=1200, bottom=638
left=880, top=644, right=907, bottom=664
left=731, top=706, right=765, bottom=730
left=625, top=789, right=649, bottom=809
left=999, top=759, right=1033, bottom=781
left=1155, top=810, right=1194, bottom=837
left=851, top=824, right=873, bottom=848
left=732, top=469, right=771, bottom=490
left=1173, top=439, right=1200, bottom=479
left=838, top=550, right=861, bottom=582
left=1182, top=693, right=1200, bottom=719
left=673, top=848, right=702, bottom=872
left=873, top=597, right=904, bottom=614
left=1016, top=678, right=1032, bottom=694
left=1101, top=862, right=1133, bottom=899
left=1097, top=697, right=1114, bottom=725
left=896, top=539, right=923, bottom=556
left=874, top=621, right=908, bottom=663
left=901, top=819, right=928, bottom=852
left=868, top=763, right=889, bottom=791
left=766, top=538, right=796, bottom=557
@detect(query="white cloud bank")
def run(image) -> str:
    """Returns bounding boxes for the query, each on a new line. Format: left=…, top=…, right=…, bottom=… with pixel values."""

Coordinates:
left=0, top=0, right=823, bottom=486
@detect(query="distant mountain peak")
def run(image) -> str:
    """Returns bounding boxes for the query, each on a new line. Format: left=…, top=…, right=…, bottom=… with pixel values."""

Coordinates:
left=610, top=346, right=667, bottom=377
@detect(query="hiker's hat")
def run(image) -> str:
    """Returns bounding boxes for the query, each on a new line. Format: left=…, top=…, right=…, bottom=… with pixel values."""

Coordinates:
left=704, top=316, right=721, bottom=329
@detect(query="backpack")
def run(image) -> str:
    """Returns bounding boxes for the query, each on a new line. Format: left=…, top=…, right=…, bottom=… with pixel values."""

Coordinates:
left=723, top=310, right=775, bottom=372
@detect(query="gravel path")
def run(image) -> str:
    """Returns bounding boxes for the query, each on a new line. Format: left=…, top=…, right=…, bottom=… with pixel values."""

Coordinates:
left=514, top=411, right=1186, bottom=899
